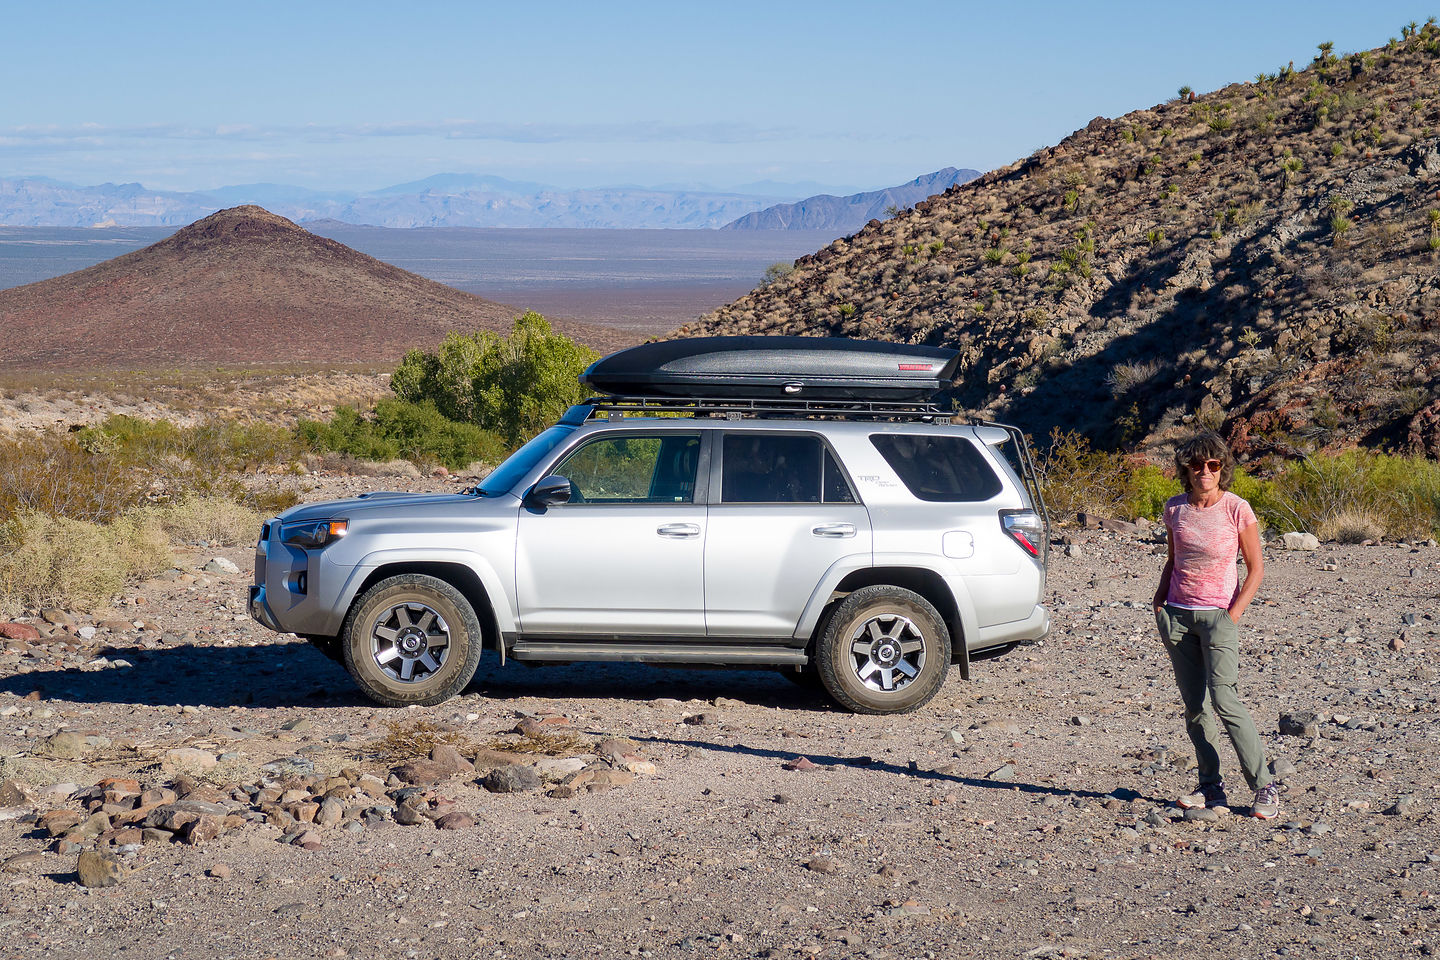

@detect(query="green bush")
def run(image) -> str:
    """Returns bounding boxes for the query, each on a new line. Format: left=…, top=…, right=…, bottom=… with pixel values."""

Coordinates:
left=391, top=311, right=599, bottom=445
left=1035, top=429, right=1134, bottom=520
left=1127, top=465, right=1182, bottom=520
left=297, top=398, right=507, bottom=470
left=1253, top=451, right=1440, bottom=539
left=76, top=415, right=304, bottom=473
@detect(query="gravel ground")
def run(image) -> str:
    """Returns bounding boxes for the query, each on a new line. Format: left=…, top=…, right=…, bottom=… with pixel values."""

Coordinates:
left=2, top=478, right=1438, bottom=960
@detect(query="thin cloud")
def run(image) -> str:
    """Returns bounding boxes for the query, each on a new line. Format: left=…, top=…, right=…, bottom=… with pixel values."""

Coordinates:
left=0, top=119, right=891, bottom=146
left=0, top=118, right=887, bottom=146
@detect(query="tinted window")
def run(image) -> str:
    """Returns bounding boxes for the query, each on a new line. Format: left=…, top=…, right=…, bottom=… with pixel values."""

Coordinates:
left=823, top=448, right=857, bottom=503
left=870, top=434, right=1002, bottom=502
left=554, top=434, right=700, bottom=503
left=723, top=434, right=855, bottom=504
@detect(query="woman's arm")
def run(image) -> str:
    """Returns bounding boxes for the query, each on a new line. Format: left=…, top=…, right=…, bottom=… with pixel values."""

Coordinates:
left=1228, top=521, right=1264, bottom=622
left=1153, top=535, right=1175, bottom=610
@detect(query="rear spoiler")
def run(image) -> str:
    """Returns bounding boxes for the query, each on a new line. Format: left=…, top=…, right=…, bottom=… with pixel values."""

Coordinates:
left=981, top=421, right=1051, bottom=566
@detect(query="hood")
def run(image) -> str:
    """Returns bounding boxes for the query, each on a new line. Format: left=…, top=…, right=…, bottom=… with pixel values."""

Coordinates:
left=276, top=491, right=488, bottom=523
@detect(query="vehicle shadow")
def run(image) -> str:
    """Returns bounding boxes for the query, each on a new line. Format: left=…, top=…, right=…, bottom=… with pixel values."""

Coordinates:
left=0, top=640, right=830, bottom=711
left=638, top=734, right=1160, bottom=805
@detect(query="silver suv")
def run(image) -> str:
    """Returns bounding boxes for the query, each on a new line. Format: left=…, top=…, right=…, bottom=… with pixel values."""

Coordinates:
left=250, top=341, right=1050, bottom=714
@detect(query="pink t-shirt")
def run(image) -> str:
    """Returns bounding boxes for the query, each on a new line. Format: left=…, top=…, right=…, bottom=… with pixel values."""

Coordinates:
left=1162, top=491, right=1258, bottom=608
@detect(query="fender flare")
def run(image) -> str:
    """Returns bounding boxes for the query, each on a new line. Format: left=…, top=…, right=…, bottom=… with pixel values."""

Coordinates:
left=336, top=548, right=517, bottom=651
left=794, top=554, right=980, bottom=677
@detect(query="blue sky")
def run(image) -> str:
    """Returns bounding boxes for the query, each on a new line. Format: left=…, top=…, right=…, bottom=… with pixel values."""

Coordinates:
left=1, top=1, right=1432, bottom=194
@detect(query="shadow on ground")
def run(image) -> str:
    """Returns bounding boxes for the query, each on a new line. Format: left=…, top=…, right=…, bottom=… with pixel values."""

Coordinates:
left=0, top=640, right=828, bottom=711
left=640, top=734, right=1161, bottom=805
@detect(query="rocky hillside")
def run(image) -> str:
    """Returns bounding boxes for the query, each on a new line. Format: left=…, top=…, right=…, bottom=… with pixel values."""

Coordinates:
left=683, top=27, right=1440, bottom=461
left=721, top=167, right=980, bottom=233
left=0, top=206, right=630, bottom=370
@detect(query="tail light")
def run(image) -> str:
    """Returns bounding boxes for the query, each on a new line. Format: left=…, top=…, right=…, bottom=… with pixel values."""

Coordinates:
left=1000, top=509, right=1044, bottom=558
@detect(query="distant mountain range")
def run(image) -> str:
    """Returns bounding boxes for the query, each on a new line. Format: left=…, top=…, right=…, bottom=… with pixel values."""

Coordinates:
left=720, top=168, right=980, bottom=233
left=0, top=171, right=971, bottom=231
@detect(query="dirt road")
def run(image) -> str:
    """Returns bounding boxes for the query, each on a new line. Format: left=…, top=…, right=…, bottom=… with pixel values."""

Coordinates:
left=2, top=488, right=1437, bottom=959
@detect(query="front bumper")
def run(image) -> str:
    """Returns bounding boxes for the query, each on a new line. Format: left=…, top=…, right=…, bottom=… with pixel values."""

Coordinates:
left=248, top=584, right=282, bottom=632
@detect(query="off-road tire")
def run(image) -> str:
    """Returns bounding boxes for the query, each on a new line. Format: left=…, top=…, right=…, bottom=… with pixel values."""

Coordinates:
left=341, top=574, right=483, bottom=707
left=816, top=585, right=950, bottom=714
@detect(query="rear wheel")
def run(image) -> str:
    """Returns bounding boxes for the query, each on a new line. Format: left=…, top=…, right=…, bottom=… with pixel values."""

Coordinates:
left=341, top=574, right=483, bottom=707
left=816, top=585, right=950, bottom=714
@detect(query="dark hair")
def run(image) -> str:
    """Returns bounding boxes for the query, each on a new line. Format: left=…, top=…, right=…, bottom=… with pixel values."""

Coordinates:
left=1173, top=431, right=1235, bottom=492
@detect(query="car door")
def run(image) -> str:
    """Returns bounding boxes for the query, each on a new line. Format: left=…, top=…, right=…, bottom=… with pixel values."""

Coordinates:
left=704, top=431, right=871, bottom=638
left=515, top=430, right=707, bottom=636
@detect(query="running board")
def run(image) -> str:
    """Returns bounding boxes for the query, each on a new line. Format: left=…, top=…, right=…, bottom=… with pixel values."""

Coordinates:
left=508, top=641, right=808, bottom=665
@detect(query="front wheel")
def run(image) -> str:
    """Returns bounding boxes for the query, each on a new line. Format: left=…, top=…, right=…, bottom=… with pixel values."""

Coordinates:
left=340, top=574, right=483, bottom=707
left=815, top=585, right=951, bottom=714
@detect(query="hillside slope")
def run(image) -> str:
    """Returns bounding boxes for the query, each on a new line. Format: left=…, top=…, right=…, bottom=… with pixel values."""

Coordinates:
left=0, top=206, right=629, bottom=370
left=721, top=168, right=980, bottom=233
left=684, top=29, right=1440, bottom=460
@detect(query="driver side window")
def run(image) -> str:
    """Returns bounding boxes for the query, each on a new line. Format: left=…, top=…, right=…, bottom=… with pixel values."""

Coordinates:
left=552, top=434, right=700, bottom=503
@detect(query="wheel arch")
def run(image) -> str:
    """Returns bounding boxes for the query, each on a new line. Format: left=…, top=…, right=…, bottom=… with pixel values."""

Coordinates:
left=830, top=565, right=973, bottom=679
left=350, top=562, right=501, bottom=660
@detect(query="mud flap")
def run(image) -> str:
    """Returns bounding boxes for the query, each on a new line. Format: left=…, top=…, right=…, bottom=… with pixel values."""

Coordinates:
left=953, top=619, right=970, bottom=680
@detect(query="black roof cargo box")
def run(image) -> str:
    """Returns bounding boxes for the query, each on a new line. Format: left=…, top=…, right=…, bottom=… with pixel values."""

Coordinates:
left=580, top=336, right=959, bottom=401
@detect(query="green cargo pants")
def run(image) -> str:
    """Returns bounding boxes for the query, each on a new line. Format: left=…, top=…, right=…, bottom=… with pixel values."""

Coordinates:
left=1156, top=605, right=1272, bottom=791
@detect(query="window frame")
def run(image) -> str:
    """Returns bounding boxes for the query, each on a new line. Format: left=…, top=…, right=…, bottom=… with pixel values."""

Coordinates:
left=714, top=430, right=861, bottom=506
left=868, top=432, right=1003, bottom=503
left=545, top=429, right=708, bottom=505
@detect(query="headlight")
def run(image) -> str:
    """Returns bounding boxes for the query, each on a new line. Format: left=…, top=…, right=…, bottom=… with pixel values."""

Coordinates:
left=280, top=518, right=348, bottom=549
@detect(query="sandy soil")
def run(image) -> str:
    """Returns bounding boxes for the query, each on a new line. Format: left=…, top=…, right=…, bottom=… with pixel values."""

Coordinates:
left=1, top=474, right=1438, bottom=959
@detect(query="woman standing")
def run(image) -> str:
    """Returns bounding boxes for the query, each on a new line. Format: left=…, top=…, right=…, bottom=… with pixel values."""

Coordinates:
left=1152, top=432, right=1280, bottom=819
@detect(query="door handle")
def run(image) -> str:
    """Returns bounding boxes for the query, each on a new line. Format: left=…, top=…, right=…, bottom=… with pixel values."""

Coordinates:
left=812, top=522, right=856, bottom=538
left=657, top=522, right=701, bottom=539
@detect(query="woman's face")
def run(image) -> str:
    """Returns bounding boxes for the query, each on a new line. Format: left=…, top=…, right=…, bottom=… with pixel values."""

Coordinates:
left=1187, top=457, right=1223, bottom=496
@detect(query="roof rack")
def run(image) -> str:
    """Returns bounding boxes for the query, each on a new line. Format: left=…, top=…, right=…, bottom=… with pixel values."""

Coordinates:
left=574, top=394, right=959, bottom=423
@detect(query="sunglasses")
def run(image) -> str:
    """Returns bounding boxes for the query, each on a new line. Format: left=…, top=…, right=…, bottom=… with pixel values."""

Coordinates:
left=1188, top=458, right=1223, bottom=474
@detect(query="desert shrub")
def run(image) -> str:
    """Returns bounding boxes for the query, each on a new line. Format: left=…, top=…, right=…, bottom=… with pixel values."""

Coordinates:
left=297, top=398, right=507, bottom=470
left=761, top=261, right=793, bottom=284
left=1254, top=450, right=1440, bottom=539
left=76, top=415, right=304, bottom=474
left=391, top=311, right=598, bottom=445
left=0, top=433, right=149, bottom=524
left=1034, top=429, right=1134, bottom=520
left=149, top=496, right=262, bottom=546
left=0, top=508, right=171, bottom=610
left=1127, top=465, right=1183, bottom=520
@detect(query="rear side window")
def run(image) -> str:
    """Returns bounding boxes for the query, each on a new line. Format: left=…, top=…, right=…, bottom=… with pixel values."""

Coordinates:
left=870, top=434, right=1002, bottom=502
left=722, top=434, right=856, bottom=504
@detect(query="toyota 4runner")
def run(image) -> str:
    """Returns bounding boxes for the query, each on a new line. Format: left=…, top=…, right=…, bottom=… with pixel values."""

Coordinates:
left=249, top=337, right=1050, bottom=714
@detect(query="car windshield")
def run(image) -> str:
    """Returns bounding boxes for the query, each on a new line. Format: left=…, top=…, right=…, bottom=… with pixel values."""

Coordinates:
left=475, top=425, right=576, bottom=496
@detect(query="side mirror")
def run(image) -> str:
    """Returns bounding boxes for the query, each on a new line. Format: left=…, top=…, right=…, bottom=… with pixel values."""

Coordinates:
left=524, top=475, right=572, bottom=508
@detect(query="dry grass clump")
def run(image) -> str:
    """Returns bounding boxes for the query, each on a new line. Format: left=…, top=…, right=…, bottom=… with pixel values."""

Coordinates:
left=0, top=509, right=171, bottom=612
left=372, top=720, right=474, bottom=763
left=480, top=730, right=595, bottom=756
left=1316, top=509, right=1386, bottom=543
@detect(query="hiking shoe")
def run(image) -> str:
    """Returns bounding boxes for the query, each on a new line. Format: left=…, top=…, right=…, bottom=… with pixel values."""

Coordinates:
left=1176, top=782, right=1228, bottom=810
left=1252, top=782, right=1282, bottom=819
